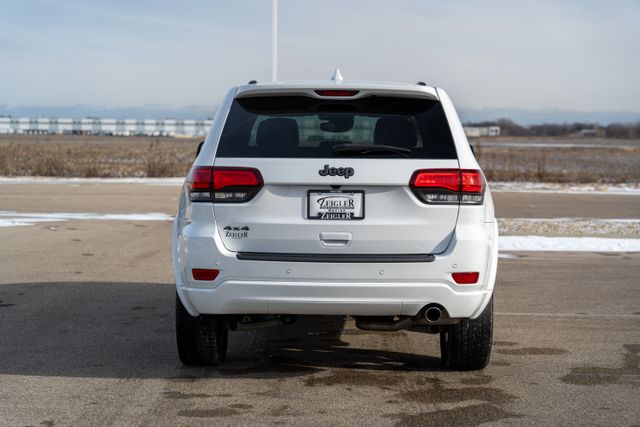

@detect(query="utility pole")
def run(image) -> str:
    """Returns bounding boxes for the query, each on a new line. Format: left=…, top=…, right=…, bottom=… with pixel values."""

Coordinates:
left=272, top=0, right=278, bottom=82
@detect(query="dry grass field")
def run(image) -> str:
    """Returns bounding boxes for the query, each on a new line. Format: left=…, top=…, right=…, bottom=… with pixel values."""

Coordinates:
left=1, top=134, right=639, bottom=182
left=473, top=137, right=640, bottom=183
left=0, top=135, right=200, bottom=178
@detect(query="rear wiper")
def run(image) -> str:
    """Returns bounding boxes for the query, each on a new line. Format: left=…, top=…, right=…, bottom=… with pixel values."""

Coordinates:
left=331, top=144, right=411, bottom=158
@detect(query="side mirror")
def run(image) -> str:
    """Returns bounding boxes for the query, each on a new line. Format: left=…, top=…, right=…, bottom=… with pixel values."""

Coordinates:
left=470, top=145, right=476, bottom=156
left=196, top=141, right=204, bottom=157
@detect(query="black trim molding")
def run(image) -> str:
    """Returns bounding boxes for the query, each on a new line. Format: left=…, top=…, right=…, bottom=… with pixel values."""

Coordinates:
left=236, top=252, right=435, bottom=263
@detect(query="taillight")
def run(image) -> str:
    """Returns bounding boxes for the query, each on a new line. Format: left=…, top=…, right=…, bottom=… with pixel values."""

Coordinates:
left=410, top=169, right=485, bottom=205
left=187, top=167, right=214, bottom=202
left=452, top=272, right=479, bottom=284
left=187, top=166, right=263, bottom=203
left=460, top=170, right=485, bottom=204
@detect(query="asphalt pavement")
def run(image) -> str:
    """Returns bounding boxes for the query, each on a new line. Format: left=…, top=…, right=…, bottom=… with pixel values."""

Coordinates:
left=0, top=184, right=638, bottom=426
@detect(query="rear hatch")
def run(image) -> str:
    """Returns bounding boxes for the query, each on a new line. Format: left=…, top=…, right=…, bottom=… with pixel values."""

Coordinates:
left=211, top=92, right=460, bottom=255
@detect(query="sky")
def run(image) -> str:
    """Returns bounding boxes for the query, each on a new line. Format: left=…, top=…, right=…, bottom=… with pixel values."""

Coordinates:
left=0, top=0, right=639, bottom=123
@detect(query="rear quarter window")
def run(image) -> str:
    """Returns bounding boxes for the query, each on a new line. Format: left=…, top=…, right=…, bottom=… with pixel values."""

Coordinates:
left=216, top=96, right=457, bottom=159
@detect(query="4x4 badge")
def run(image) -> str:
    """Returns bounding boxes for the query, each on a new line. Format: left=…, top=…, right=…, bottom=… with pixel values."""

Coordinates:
left=223, top=226, right=249, bottom=239
left=318, top=164, right=354, bottom=179
left=224, top=226, right=250, bottom=231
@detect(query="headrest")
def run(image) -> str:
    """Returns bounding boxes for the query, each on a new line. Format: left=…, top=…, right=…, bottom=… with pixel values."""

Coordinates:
left=256, top=118, right=299, bottom=152
left=374, top=117, right=417, bottom=148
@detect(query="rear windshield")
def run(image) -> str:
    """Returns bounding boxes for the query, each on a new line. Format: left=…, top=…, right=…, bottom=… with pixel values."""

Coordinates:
left=216, top=96, right=457, bottom=159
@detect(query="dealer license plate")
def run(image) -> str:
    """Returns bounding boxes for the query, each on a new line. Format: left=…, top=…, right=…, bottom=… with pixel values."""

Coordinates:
left=307, top=190, right=364, bottom=220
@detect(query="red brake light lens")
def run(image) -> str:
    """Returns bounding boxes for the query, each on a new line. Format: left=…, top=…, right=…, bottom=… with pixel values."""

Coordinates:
left=192, top=268, right=219, bottom=281
left=188, top=167, right=213, bottom=191
left=213, top=168, right=262, bottom=190
left=452, top=272, right=479, bottom=284
left=187, top=166, right=214, bottom=202
left=187, top=166, right=263, bottom=203
left=314, top=90, right=359, bottom=97
left=461, top=170, right=485, bottom=193
left=411, top=170, right=460, bottom=192
left=410, top=169, right=485, bottom=205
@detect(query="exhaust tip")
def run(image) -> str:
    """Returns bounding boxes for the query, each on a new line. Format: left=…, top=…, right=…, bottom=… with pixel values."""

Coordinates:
left=425, top=307, right=442, bottom=323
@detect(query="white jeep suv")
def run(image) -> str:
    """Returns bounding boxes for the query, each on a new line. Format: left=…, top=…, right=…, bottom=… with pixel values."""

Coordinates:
left=173, top=77, right=498, bottom=370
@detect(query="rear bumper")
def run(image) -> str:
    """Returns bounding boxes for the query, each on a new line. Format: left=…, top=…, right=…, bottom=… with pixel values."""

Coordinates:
left=173, top=218, right=498, bottom=319
left=182, top=280, right=492, bottom=318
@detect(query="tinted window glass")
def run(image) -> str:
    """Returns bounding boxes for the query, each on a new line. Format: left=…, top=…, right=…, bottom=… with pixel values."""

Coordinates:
left=216, top=96, right=457, bottom=159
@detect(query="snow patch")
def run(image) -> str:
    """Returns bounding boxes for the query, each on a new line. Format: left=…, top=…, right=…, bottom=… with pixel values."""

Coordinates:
left=0, top=211, right=173, bottom=227
left=2, top=209, right=639, bottom=254
left=499, top=235, right=640, bottom=252
left=491, top=182, right=640, bottom=195
left=0, top=218, right=67, bottom=228
left=498, top=253, right=521, bottom=259
left=498, top=217, right=640, bottom=236
left=502, top=217, right=640, bottom=223
left=473, top=142, right=635, bottom=149
left=0, top=177, right=184, bottom=186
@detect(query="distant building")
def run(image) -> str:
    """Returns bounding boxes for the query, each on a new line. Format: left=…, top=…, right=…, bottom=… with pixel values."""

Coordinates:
left=463, top=126, right=501, bottom=138
left=576, top=128, right=598, bottom=138
left=0, top=116, right=213, bottom=137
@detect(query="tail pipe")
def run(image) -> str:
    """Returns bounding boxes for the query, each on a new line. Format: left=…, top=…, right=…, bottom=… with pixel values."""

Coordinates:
left=424, top=306, right=443, bottom=323
left=420, top=304, right=452, bottom=324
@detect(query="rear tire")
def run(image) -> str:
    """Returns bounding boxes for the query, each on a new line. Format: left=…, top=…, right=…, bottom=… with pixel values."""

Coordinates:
left=440, top=296, right=493, bottom=370
left=176, top=293, right=228, bottom=365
